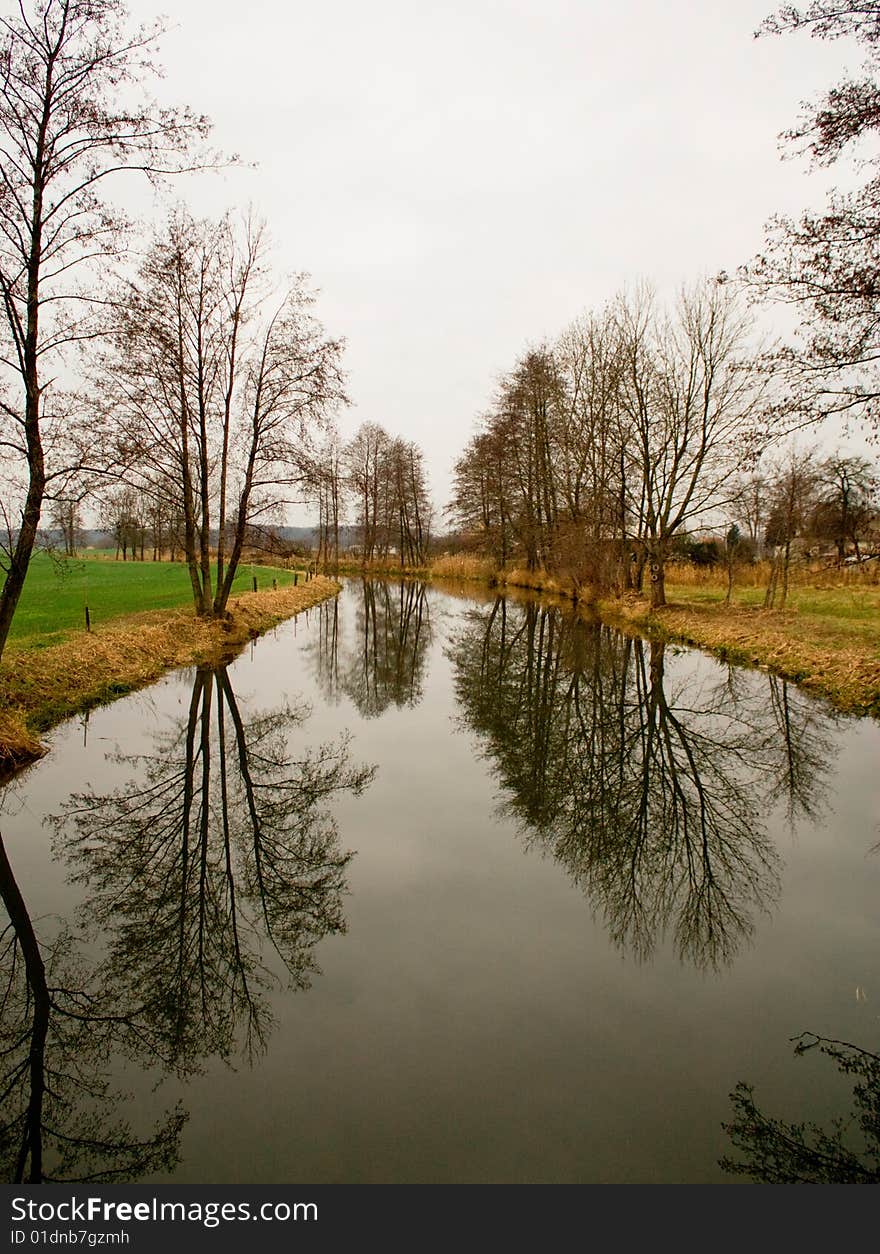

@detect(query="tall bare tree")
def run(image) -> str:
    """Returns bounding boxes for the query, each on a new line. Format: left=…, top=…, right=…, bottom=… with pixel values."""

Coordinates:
left=450, top=423, right=514, bottom=566
left=48, top=495, right=81, bottom=556
left=0, top=0, right=214, bottom=659
left=616, top=282, right=766, bottom=607
left=309, top=427, right=345, bottom=572
left=763, top=447, right=819, bottom=607
left=811, top=452, right=878, bottom=561
left=345, top=421, right=390, bottom=564
left=344, top=421, right=431, bottom=568
left=451, top=287, right=766, bottom=606
left=102, top=211, right=346, bottom=616
left=551, top=309, right=629, bottom=591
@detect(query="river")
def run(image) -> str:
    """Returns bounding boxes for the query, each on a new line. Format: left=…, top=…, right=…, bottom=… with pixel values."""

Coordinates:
left=0, top=578, right=877, bottom=1183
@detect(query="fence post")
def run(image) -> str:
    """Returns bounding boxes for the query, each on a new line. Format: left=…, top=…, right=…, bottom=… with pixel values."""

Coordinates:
left=84, top=605, right=91, bottom=632
left=252, top=576, right=257, bottom=593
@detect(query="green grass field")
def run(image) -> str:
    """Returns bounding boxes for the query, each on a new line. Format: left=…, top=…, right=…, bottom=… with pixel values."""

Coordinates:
left=665, top=580, right=880, bottom=650
left=8, top=552, right=302, bottom=649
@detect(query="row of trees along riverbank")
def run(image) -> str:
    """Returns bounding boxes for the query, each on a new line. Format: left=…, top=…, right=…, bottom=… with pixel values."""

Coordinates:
left=448, top=283, right=880, bottom=612
left=46, top=413, right=435, bottom=577
left=449, top=2, right=880, bottom=611
left=0, top=1, right=376, bottom=669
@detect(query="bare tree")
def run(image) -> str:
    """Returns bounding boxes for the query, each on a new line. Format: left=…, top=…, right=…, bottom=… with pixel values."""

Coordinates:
left=450, top=350, right=566, bottom=577
left=734, top=471, right=769, bottom=556
left=308, top=428, right=345, bottom=572
left=551, top=309, right=629, bottom=592
left=452, top=286, right=766, bottom=606
left=345, top=421, right=390, bottom=564
left=450, top=423, right=514, bottom=566
left=344, top=422, right=431, bottom=568
left=0, top=0, right=215, bottom=659
left=384, top=436, right=431, bottom=567
left=616, top=282, right=766, bottom=608
left=102, top=211, right=346, bottom=616
left=747, top=3, right=880, bottom=434
left=100, top=483, right=142, bottom=561
left=763, top=447, right=819, bottom=607
left=722, top=524, right=743, bottom=605
left=811, top=452, right=878, bottom=561
left=48, top=496, right=81, bottom=556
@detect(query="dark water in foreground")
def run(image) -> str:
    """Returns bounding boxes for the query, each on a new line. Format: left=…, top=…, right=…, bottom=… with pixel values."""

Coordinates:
left=0, top=579, right=878, bottom=1184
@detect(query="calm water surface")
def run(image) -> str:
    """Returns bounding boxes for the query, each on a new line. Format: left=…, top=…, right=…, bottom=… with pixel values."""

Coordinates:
left=1, top=579, right=878, bottom=1183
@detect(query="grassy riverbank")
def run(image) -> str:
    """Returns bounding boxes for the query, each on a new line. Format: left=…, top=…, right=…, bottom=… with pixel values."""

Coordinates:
left=475, top=561, right=880, bottom=716
left=0, top=576, right=340, bottom=777
left=597, top=589, right=880, bottom=717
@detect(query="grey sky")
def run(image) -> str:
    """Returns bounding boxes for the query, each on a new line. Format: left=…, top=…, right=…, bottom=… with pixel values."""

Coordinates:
left=141, top=0, right=860, bottom=521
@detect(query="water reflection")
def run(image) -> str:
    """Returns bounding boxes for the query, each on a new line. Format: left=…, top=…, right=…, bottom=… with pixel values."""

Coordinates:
left=721, top=1033, right=880, bottom=1182
left=53, top=664, right=375, bottom=1069
left=449, top=599, right=837, bottom=969
left=306, top=580, right=432, bottom=716
left=2, top=580, right=872, bottom=1185
left=0, top=835, right=185, bottom=1183
left=0, top=663, right=373, bottom=1181
left=715, top=662, right=832, bottom=825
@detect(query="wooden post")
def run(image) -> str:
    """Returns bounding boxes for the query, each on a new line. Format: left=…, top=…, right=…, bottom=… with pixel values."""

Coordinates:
left=272, top=578, right=277, bottom=590
left=252, top=576, right=257, bottom=592
left=84, top=605, right=91, bottom=632
left=293, top=572, right=298, bottom=586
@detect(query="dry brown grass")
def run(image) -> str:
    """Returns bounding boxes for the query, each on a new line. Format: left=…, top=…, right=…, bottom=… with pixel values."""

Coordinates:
left=0, top=577, right=340, bottom=777
left=328, top=553, right=496, bottom=582
left=668, top=561, right=769, bottom=588
left=0, top=709, right=45, bottom=780
left=429, top=553, right=497, bottom=581
left=667, top=558, right=880, bottom=588
left=499, top=566, right=595, bottom=600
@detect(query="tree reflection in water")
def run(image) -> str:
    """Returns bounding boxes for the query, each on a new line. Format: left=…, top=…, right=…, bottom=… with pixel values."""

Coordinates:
left=0, top=663, right=373, bottom=1181
left=721, top=1034, right=880, bottom=1182
left=0, top=835, right=185, bottom=1183
left=306, top=579, right=431, bottom=717
left=449, top=598, right=836, bottom=969
left=52, top=664, right=375, bottom=1069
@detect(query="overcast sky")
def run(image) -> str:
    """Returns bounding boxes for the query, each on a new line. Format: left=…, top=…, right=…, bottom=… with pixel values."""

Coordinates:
left=135, top=0, right=863, bottom=522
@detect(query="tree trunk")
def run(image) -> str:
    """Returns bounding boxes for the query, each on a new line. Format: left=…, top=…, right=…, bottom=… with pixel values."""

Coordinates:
left=0, top=459, right=44, bottom=658
left=780, top=539, right=791, bottom=608
left=0, top=836, right=50, bottom=1182
left=648, top=544, right=666, bottom=608
left=650, top=564, right=666, bottom=608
